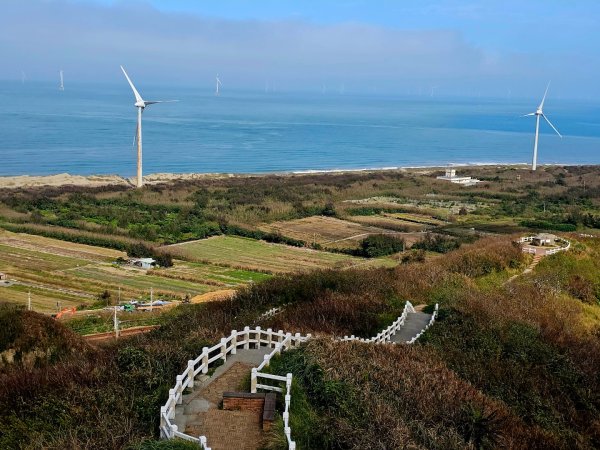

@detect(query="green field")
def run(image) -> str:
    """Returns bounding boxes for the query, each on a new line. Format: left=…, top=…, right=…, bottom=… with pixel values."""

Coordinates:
left=165, top=235, right=393, bottom=273
left=0, top=231, right=268, bottom=312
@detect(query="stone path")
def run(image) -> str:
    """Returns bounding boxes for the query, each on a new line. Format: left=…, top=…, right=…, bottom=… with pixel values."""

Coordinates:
left=175, top=348, right=272, bottom=450
left=505, top=253, right=544, bottom=284
left=390, top=311, right=433, bottom=344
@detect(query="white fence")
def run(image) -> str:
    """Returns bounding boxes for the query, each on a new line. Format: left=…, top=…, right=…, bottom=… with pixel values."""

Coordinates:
left=519, top=236, right=571, bottom=256
left=406, top=304, right=439, bottom=344
left=160, top=327, right=310, bottom=449
left=162, top=301, right=438, bottom=449
left=340, top=301, right=416, bottom=344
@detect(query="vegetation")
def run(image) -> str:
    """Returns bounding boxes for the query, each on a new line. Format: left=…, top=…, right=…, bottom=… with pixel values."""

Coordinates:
left=3, top=167, right=600, bottom=448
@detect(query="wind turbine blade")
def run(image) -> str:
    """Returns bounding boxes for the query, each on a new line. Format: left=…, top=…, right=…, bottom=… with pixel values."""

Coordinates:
left=144, top=100, right=179, bottom=105
left=522, top=113, right=536, bottom=117
left=120, top=66, right=144, bottom=104
left=542, top=114, right=562, bottom=138
left=539, top=81, right=551, bottom=109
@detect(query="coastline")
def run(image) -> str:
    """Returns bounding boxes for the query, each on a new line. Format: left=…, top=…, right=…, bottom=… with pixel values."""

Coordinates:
left=0, top=162, right=585, bottom=189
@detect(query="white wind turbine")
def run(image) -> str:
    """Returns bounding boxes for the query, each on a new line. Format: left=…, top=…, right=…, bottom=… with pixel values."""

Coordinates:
left=523, top=82, right=562, bottom=171
left=120, top=65, right=177, bottom=188
left=215, top=74, right=222, bottom=96
left=59, top=70, right=64, bottom=91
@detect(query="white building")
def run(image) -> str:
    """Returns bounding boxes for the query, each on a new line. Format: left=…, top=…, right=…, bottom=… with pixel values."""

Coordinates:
left=128, top=258, right=156, bottom=269
left=436, top=168, right=481, bottom=186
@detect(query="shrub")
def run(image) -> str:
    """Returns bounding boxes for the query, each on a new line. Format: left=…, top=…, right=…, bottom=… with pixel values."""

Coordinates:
left=358, top=234, right=405, bottom=257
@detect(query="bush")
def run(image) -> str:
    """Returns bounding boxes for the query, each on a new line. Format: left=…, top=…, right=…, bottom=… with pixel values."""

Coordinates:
left=412, top=233, right=461, bottom=253
left=358, top=234, right=405, bottom=258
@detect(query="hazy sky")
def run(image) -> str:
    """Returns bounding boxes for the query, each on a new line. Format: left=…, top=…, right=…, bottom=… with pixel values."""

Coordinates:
left=2, top=0, right=599, bottom=98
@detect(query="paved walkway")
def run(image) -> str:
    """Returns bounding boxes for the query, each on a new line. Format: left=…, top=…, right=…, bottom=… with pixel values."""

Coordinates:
left=390, top=311, right=433, bottom=343
left=174, top=310, right=434, bottom=448
left=175, top=348, right=271, bottom=450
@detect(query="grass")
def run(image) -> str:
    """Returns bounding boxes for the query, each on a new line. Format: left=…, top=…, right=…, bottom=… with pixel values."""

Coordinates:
left=0, top=231, right=269, bottom=312
left=165, top=235, right=379, bottom=273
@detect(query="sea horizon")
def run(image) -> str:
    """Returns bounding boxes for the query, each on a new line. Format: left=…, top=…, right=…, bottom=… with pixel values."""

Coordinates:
left=1, top=80, right=599, bottom=177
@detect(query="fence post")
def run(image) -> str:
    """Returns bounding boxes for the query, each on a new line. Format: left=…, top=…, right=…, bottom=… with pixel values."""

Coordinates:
left=286, top=373, right=293, bottom=394
left=221, top=338, right=227, bottom=362
left=255, top=326, right=262, bottom=348
left=187, top=360, right=195, bottom=388
left=231, top=330, right=237, bottom=355
left=263, top=354, right=270, bottom=368
left=202, top=347, right=209, bottom=374
left=278, top=330, right=284, bottom=345
left=199, top=436, right=208, bottom=448
left=285, top=393, right=291, bottom=410
left=244, top=326, right=250, bottom=349
left=290, top=442, right=296, bottom=450
left=176, top=375, right=184, bottom=404
left=251, top=368, right=257, bottom=393
left=160, top=406, right=167, bottom=438
left=170, top=424, right=178, bottom=438
left=267, top=328, right=273, bottom=347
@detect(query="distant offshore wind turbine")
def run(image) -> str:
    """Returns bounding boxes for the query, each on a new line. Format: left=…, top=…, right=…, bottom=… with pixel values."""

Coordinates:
left=215, top=75, right=222, bottom=96
left=120, top=65, right=177, bottom=188
left=59, top=70, right=64, bottom=91
left=523, top=82, right=562, bottom=171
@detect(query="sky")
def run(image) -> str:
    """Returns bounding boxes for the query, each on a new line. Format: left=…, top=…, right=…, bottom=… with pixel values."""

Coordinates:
left=1, top=0, right=599, bottom=98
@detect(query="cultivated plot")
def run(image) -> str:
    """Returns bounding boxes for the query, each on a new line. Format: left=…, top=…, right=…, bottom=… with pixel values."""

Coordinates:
left=164, top=235, right=382, bottom=273
left=259, top=216, right=403, bottom=249
left=0, top=231, right=266, bottom=311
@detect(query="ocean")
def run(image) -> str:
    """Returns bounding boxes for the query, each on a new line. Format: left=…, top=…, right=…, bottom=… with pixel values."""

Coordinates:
left=0, top=81, right=599, bottom=177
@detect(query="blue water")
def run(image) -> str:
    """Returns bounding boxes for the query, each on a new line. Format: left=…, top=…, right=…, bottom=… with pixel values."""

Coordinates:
left=0, top=81, right=599, bottom=176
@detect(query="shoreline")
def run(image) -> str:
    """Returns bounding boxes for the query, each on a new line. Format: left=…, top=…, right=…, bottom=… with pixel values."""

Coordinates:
left=0, top=162, right=592, bottom=189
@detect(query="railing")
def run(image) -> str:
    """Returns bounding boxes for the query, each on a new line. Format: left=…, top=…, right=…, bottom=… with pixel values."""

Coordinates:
left=250, top=336, right=299, bottom=449
left=340, top=300, right=416, bottom=344
left=519, top=236, right=571, bottom=255
left=162, top=300, right=438, bottom=448
left=406, top=304, right=439, bottom=344
left=160, top=326, right=310, bottom=449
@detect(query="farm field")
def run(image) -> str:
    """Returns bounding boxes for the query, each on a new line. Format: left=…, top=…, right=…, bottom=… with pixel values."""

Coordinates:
left=385, top=212, right=447, bottom=226
left=164, top=235, right=396, bottom=273
left=0, top=229, right=124, bottom=262
left=259, top=216, right=403, bottom=249
left=346, top=214, right=427, bottom=232
left=0, top=230, right=266, bottom=312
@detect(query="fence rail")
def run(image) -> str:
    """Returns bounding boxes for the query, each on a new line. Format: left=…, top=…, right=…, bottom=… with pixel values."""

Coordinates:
left=162, top=301, right=438, bottom=449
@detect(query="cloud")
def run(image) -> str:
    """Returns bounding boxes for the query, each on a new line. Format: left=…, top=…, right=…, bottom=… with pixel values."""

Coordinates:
left=0, top=0, right=597, bottom=98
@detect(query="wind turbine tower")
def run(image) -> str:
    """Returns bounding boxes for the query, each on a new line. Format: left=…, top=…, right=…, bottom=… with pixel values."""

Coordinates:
left=120, top=66, right=177, bottom=188
left=523, top=83, right=562, bottom=171
left=59, top=70, right=64, bottom=91
left=215, top=75, right=222, bottom=96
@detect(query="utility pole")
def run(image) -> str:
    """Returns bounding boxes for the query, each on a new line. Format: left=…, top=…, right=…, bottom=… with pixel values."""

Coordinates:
left=150, top=287, right=153, bottom=313
left=118, top=286, right=121, bottom=305
left=113, top=305, right=120, bottom=339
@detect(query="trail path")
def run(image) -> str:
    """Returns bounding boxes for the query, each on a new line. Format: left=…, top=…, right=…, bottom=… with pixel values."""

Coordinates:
left=390, top=311, right=433, bottom=344
left=505, top=253, right=544, bottom=284
left=173, top=306, right=435, bottom=450
left=175, top=348, right=271, bottom=450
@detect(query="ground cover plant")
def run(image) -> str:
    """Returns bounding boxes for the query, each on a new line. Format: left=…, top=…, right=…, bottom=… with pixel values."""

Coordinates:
left=2, top=167, right=600, bottom=448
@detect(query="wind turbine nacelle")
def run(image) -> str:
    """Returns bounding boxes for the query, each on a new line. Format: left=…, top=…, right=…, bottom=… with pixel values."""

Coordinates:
left=135, top=101, right=146, bottom=108
left=535, top=108, right=543, bottom=115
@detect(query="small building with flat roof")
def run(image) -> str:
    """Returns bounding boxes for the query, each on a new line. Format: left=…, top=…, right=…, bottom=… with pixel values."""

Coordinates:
left=0, top=272, right=7, bottom=281
left=436, top=168, right=481, bottom=186
left=532, top=233, right=557, bottom=246
left=128, top=258, right=156, bottom=269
